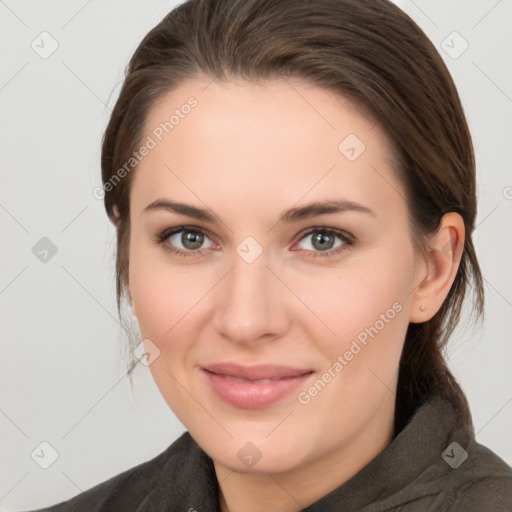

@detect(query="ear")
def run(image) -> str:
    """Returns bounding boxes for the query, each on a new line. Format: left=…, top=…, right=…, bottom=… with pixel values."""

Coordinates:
left=409, top=212, right=465, bottom=323
left=112, top=205, right=121, bottom=229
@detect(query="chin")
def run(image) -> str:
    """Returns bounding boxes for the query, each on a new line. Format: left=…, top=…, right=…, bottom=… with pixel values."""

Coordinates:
left=195, top=428, right=310, bottom=474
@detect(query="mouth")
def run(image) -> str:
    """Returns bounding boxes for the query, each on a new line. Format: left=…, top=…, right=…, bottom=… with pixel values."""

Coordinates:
left=201, top=363, right=314, bottom=409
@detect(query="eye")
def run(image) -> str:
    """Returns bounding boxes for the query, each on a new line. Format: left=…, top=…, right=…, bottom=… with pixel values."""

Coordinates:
left=293, top=228, right=353, bottom=258
left=153, top=226, right=215, bottom=257
left=154, top=226, right=354, bottom=259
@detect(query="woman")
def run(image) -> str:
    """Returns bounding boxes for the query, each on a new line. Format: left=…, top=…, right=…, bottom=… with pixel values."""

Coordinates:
left=28, top=0, right=512, bottom=510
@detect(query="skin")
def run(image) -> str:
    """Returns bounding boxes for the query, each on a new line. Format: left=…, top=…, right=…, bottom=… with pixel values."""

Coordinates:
left=119, top=75, right=464, bottom=512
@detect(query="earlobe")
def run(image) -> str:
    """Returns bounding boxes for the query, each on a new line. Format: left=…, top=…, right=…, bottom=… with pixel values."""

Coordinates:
left=409, top=212, right=465, bottom=323
left=112, top=205, right=121, bottom=229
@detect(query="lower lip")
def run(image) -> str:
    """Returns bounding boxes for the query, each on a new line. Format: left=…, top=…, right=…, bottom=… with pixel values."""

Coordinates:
left=202, top=370, right=313, bottom=409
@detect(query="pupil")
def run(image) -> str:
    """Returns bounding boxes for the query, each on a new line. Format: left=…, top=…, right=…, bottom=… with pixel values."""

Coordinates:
left=314, top=233, right=333, bottom=250
left=183, top=231, right=203, bottom=250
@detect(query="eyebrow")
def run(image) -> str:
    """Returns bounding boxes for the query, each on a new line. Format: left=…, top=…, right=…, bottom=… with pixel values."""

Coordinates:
left=143, top=198, right=376, bottom=224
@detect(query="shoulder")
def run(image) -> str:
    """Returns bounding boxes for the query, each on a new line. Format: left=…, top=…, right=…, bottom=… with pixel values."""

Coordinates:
left=23, top=432, right=195, bottom=512
left=442, top=438, right=512, bottom=511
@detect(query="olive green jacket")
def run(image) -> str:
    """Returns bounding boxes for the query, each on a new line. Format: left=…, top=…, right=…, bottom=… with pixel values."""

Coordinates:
left=26, top=393, right=512, bottom=511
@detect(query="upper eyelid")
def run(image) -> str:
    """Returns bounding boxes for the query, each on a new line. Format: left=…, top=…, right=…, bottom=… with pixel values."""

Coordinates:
left=300, top=226, right=353, bottom=239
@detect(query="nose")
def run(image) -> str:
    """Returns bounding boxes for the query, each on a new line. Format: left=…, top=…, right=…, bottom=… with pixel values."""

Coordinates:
left=212, top=248, right=291, bottom=347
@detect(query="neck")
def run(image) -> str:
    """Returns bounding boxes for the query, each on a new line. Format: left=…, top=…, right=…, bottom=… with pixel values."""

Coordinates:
left=215, top=392, right=396, bottom=512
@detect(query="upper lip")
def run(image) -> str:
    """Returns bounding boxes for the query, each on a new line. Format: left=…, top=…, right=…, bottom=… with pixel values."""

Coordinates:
left=203, top=363, right=313, bottom=381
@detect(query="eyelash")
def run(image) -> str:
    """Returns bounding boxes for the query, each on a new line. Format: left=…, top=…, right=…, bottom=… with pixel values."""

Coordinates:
left=153, top=225, right=354, bottom=259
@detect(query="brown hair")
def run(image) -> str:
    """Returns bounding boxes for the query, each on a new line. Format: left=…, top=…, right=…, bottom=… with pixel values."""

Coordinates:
left=101, top=0, right=484, bottom=435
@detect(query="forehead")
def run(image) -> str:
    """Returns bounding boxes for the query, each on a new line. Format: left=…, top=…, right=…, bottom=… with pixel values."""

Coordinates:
left=131, top=76, right=405, bottom=222
left=142, top=75, right=387, bottom=156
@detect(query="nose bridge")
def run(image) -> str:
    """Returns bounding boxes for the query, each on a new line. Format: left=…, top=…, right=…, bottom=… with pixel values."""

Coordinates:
left=213, top=239, right=287, bottom=342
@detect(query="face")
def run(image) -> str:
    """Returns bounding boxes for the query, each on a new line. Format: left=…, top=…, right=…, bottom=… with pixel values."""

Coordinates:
left=127, top=76, right=423, bottom=475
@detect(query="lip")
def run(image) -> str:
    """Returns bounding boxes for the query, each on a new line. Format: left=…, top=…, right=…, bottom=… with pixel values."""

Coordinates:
left=202, top=363, right=314, bottom=409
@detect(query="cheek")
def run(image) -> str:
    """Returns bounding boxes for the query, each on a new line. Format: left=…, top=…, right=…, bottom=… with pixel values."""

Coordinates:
left=128, top=249, right=204, bottom=420
left=300, top=251, right=413, bottom=345
left=296, top=245, right=414, bottom=392
left=129, top=243, right=202, bottom=339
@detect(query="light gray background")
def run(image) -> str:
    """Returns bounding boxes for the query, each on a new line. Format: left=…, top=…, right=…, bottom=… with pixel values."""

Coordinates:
left=1, top=0, right=511, bottom=510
